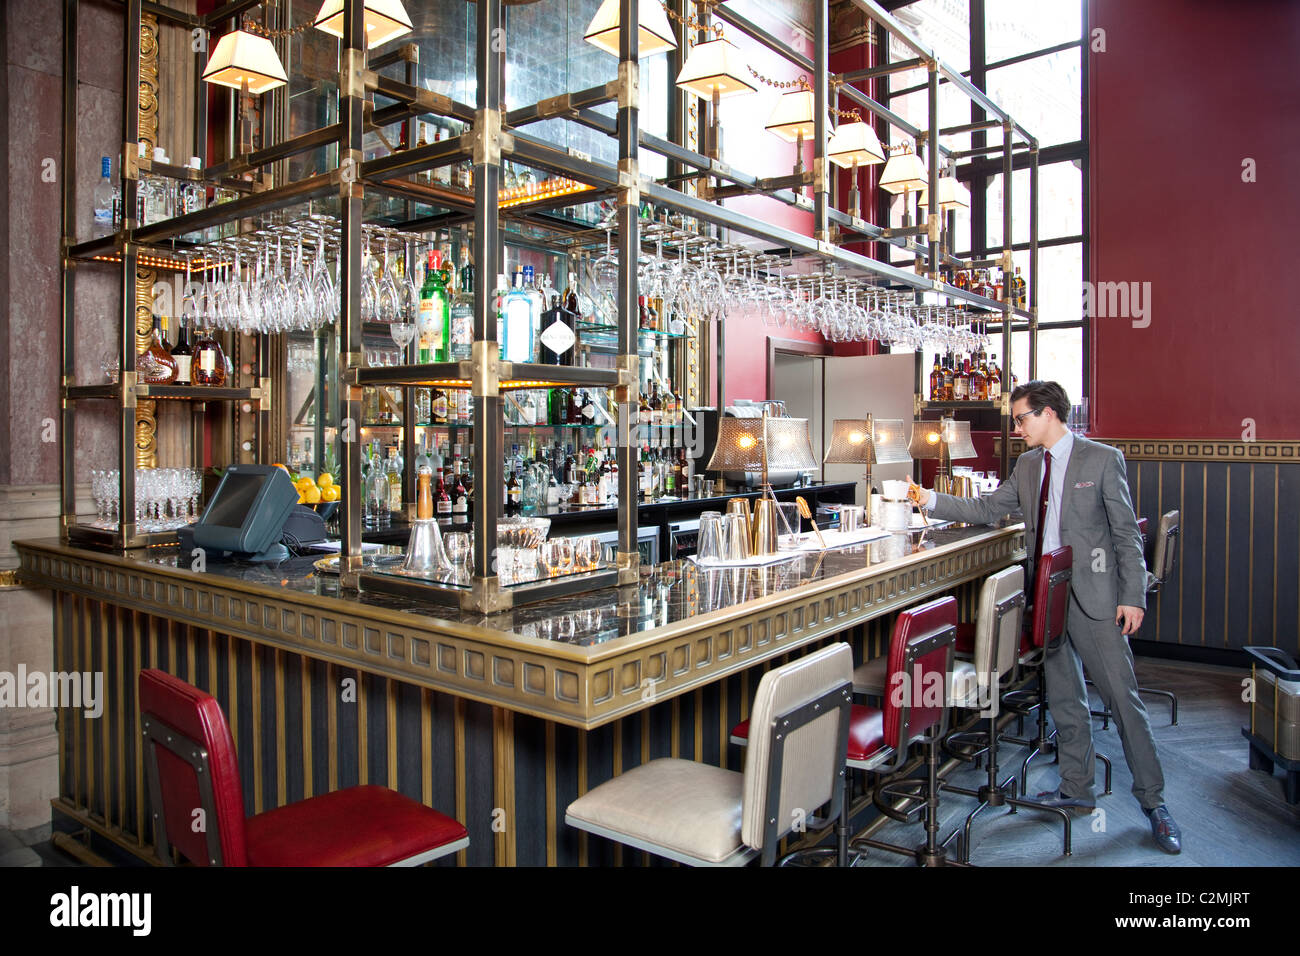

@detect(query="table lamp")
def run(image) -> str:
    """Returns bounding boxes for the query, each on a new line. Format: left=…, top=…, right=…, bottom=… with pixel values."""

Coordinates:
left=909, top=417, right=978, bottom=495
left=707, top=409, right=819, bottom=555
left=825, top=417, right=912, bottom=520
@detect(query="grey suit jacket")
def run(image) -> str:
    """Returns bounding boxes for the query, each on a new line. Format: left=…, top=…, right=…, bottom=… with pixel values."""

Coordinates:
left=930, top=436, right=1147, bottom=621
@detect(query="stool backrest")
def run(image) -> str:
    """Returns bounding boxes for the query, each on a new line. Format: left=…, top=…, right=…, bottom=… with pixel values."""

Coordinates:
left=973, top=566, right=1025, bottom=688
left=1029, top=547, right=1073, bottom=650
left=741, top=643, right=852, bottom=861
left=1151, top=510, right=1179, bottom=585
left=882, top=596, right=958, bottom=752
left=139, top=669, right=248, bottom=866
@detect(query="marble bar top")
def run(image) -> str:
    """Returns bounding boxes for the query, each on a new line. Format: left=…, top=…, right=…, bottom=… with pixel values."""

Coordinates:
left=15, top=520, right=1025, bottom=727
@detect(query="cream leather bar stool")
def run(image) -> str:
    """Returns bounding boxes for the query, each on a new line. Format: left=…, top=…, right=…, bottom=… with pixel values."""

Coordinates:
left=565, top=643, right=853, bottom=867
left=1091, top=511, right=1180, bottom=728
left=730, top=598, right=960, bottom=866
left=938, top=566, right=1074, bottom=861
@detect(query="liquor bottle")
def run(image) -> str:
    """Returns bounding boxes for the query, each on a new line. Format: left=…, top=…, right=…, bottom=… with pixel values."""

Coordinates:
left=929, top=353, right=943, bottom=400
left=1013, top=267, right=1027, bottom=309
left=450, top=247, right=474, bottom=361
left=418, top=250, right=451, bottom=363
left=942, top=354, right=955, bottom=401
left=638, top=388, right=651, bottom=426
left=414, top=122, right=431, bottom=185
left=564, top=272, right=582, bottom=332
left=386, top=446, right=403, bottom=513
left=506, top=469, right=522, bottom=516
left=987, top=354, right=1002, bottom=401
left=432, top=387, right=449, bottom=425
left=993, top=270, right=1005, bottom=303
left=434, top=128, right=452, bottom=186
left=969, top=355, right=987, bottom=401
left=539, top=293, right=577, bottom=365
left=502, top=268, right=535, bottom=364
left=93, top=156, right=116, bottom=235
left=581, top=389, right=598, bottom=425
left=435, top=468, right=453, bottom=528
left=953, top=357, right=970, bottom=401
left=190, top=325, right=226, bottom=387
left=139, top=314, right=178, bottom=384
left=638, top=295, right=651, bottom=331
left=416, top=463, right=434, bottom=522
left=171, top=316, right=193, bottom=386
left=452, top=462, right=469, bottom=527
left=649, top=383, right=662, bottom=427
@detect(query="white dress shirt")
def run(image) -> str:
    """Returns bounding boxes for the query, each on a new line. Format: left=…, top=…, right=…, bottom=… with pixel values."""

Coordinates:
left=923, top=430, right=1074, bottom=554
left=1040, top=430, right=1073, bottom=555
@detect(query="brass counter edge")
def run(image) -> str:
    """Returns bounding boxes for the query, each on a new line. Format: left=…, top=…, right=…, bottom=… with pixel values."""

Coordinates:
left=15, top=527, right=1025, bottom=728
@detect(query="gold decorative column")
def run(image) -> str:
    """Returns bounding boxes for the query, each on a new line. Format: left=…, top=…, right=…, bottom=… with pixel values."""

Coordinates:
left=135, top=13, right=160, bottom=469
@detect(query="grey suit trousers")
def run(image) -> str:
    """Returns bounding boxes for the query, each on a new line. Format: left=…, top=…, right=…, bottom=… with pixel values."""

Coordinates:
left=1047, top=591, right=1165, bottom=809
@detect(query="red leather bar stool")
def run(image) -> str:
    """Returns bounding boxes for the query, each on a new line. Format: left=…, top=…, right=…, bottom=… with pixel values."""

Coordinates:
left=1000, top=547, right=1113, bottom=799
left=731, top=597, right=961, bottom=866
left=564, top=643, right=853, bottom=867
left=938, top=566, right=1075, bottom=861
left=139, top=669, right=468, bottom=866
left=1091, top=511, right=1180, bottom=727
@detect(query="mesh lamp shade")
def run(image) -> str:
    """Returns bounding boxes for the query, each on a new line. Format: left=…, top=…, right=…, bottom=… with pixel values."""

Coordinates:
left=584, top=0, right=677, bottom=57
left=919, top=175, right=970, bottom=211
left=879, top=150, right=929, bottom=194
left=870, top=419, right=912, bottom=465
left=827, top=121, right=885, bottom=168
left=707, top=416, right=820, bottom=477
left=824, top=419, right=873, bottom=465
left=201, top=30, right=288, bottom=93
left=765, top=88, right=818, bottom=143
left=676, top=38, right=756, bottom=98
left=941, top=418, right=979, bottom=460
left=908, top=420, right=944, bottom=459
left=314, top=0, right=413, bottom=48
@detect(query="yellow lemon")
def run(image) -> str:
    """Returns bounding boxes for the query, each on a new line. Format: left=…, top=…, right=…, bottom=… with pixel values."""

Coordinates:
left=321, top=485, right=340, bottom=502
left=318, top=473, right=334, bottom=489
left=302, top=485, right=322, bottom=504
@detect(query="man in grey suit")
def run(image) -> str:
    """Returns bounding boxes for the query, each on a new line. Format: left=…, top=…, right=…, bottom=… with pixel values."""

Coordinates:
left=910, top=381, right=1181, bottom=854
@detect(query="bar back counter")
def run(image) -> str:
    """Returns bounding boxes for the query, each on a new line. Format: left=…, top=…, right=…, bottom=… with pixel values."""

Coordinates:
left=15, top=520, right=1023, bottom=866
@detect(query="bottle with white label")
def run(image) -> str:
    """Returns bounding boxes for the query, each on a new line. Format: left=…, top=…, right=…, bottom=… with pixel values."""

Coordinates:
left=502, top=268, right=535, bottom=364
left=93, top=157, right=116, bottom=235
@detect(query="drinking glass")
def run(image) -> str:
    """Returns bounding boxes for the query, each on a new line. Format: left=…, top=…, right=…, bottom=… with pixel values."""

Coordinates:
left=723, top=513, right=751, bottom=561
left=443, top=531, right=470, bottom=576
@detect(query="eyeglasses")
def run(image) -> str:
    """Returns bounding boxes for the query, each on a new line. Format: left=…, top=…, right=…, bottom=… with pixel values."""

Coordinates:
left=1012, top=407, right=1043, bottom=427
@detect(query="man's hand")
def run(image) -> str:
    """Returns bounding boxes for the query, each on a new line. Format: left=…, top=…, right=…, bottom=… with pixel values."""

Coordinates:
left=1115, top=605, right=1144, bottom=636
left=907, top=481, right=931, bottom=508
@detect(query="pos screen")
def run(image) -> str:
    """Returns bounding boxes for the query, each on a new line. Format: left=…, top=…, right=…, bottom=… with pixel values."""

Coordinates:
left=192, top=464, right=298, bottom=557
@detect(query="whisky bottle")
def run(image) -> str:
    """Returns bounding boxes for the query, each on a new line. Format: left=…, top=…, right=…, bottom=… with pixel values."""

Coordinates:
left=969, top=355, right=986, bottom=401
left=942, top=354, right=955, bottom=401
left=929, top=354, right=942, bottom=400
left=953, top=357, right=971, bottom=401
left=987, top=354, right=1002, bottom=401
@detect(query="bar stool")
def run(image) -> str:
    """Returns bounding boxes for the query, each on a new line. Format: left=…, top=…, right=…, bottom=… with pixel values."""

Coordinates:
left=564, top=643, right=853, bottom=867
left=139, top=669, right=468, bottom=866
left=730, top=597, right=960, bottom=866
left=938, top=566, right=1075, bottom=861
left=1091, top=511, right=1180, bottom=727
left=999, top=547, right=1113, bottom=798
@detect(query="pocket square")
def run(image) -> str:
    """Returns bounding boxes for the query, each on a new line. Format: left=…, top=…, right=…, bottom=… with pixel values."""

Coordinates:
left=1074, top=481, right=1095, bottom=488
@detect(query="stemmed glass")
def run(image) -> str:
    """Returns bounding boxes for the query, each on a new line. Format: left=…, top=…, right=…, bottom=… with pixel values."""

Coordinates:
left=377, top=235, right=402, bottom=324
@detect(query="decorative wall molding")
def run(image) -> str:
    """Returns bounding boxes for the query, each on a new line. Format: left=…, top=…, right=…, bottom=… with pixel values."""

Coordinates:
left=1096, top=439, right=1300, bottom=463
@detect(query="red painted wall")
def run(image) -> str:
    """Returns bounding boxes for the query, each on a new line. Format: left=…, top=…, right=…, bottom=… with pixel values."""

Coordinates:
left=1089, top=0, right=1300, bottom=439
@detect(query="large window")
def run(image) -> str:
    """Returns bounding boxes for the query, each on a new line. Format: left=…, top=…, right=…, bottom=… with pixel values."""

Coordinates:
left=882, top=0, right=1087, bottom=414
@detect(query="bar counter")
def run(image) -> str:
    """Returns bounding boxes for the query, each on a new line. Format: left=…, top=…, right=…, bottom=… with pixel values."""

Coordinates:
left=15, top=520, right=1025, bottom=865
